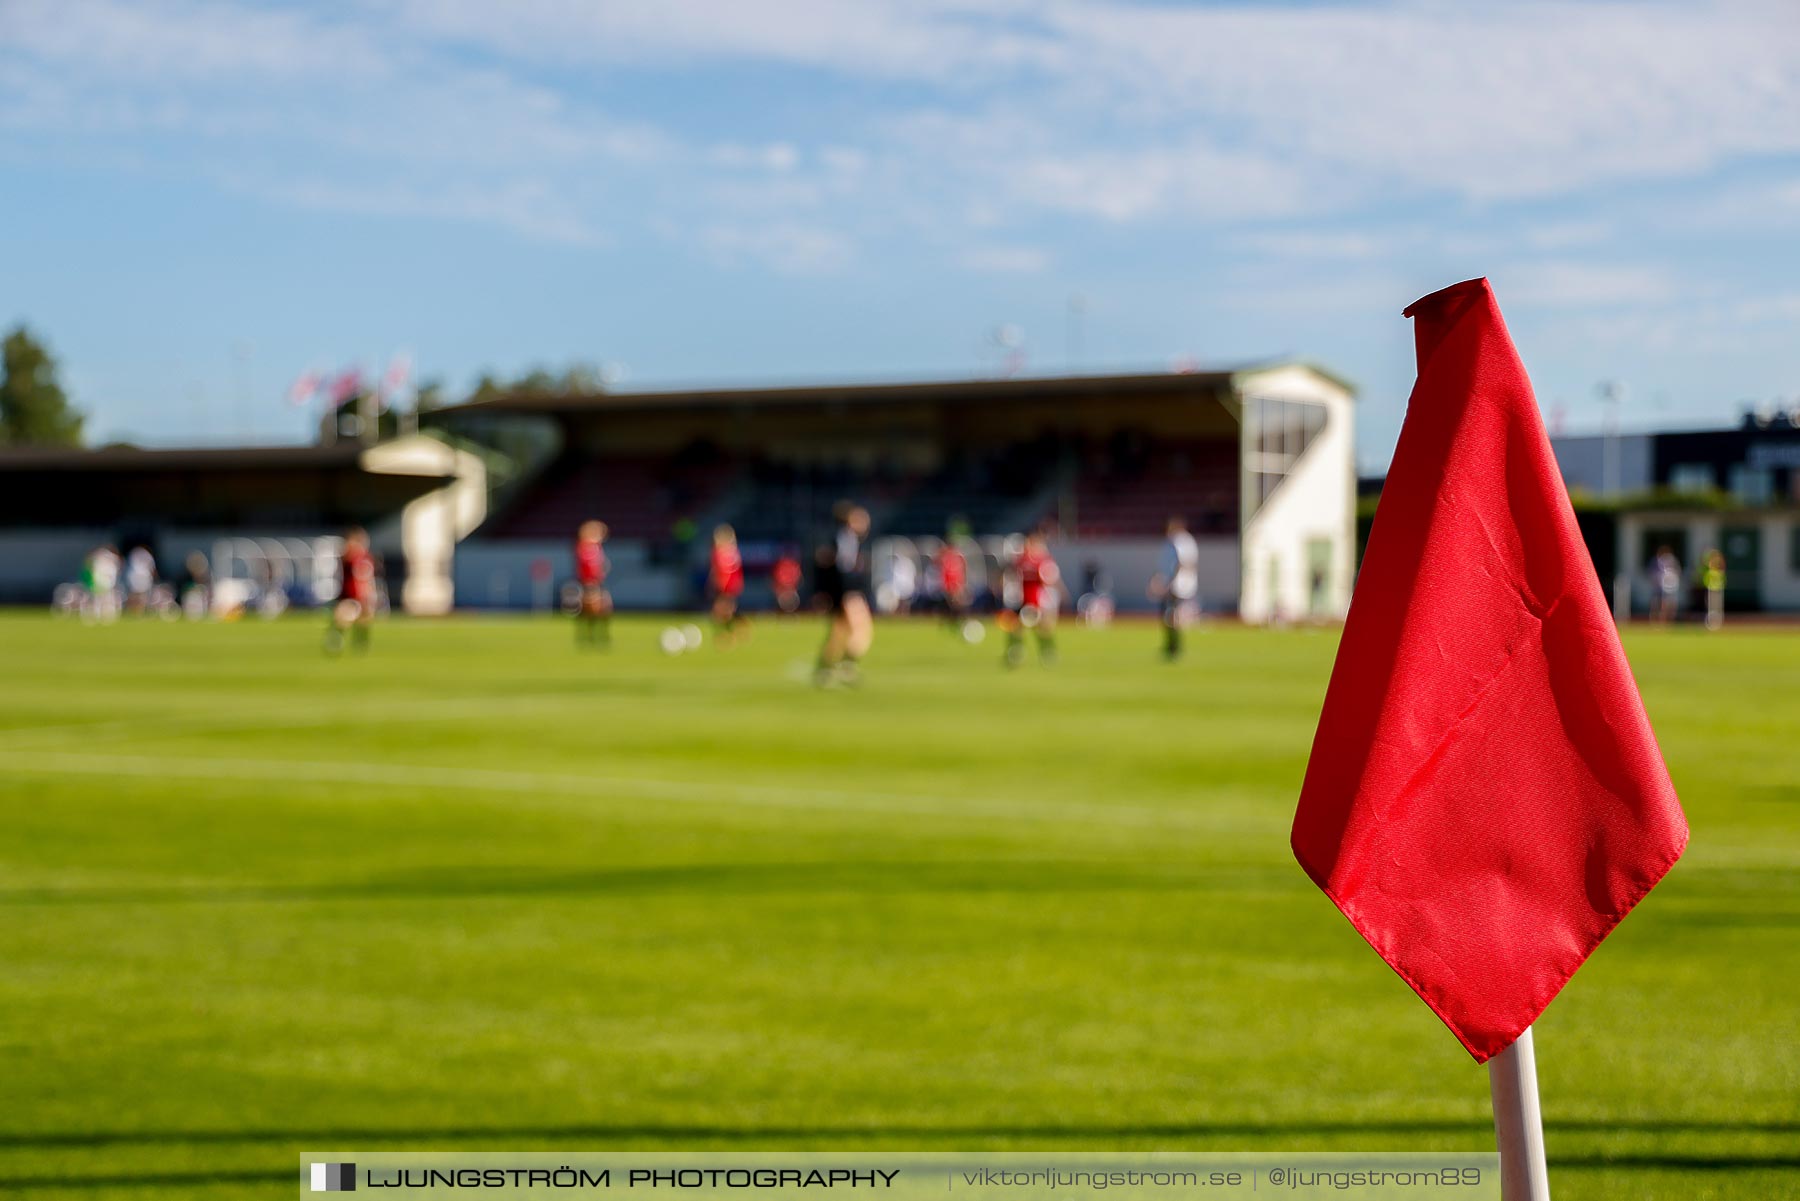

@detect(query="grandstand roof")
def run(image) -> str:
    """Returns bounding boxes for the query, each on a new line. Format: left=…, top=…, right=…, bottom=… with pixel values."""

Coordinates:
left=0, top=442, right=454, bottom=528
left=444, top=361, right=1354, bottom=417
left=0, top=444, right=377, bottom=472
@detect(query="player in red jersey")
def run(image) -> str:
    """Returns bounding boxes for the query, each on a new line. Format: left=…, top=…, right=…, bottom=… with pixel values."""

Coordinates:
left=936, top=539, right=969, bottom=630
left=708, top=524, right=747, bottom=644
left=770, top=547, right=803, bottom=615
left=325, top=526, right=378, bottom=654
left=1004, top=528, right=1063, bottom=667
left=574, top=519, right=611, bottom=648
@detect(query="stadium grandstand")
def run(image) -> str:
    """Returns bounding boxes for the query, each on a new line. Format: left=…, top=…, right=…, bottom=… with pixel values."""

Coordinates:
left=0, top=437, right=485, bottom=613
left=436, top=363, right=1356, bottom=621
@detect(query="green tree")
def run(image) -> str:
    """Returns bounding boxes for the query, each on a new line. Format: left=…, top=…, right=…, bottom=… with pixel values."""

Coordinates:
left=413, top=377, right=447, bottom=412
left=0, top=325, right=84, bottom=447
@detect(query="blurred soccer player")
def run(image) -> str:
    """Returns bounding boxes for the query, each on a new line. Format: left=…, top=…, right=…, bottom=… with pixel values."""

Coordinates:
left=179, top=550, right=212, bottom=619
left=124, top=545, right=156, bottom=615
left=1702, top=547, right=1726, bottom=631
left=815, top=502, right=873, bottom=686
left=1149, top=515, right=1199, bottom=661
left=1651, top=544, right=1682, bottom=623
left=1077, top=558, right=1115, bottom=627
left=325, top=526, right=376, bottom=655
left=886, top=550, right=918, bottom=615
left=574, top=519, right=611, bottom=648
left=936, top=538, right=969, bottom=630
left=1004, top=528, right=1063, bottom=667
left=83, top=544, right=121, bottom=624
left=771, top=547, right=803, bottom=615
left=708, top=523, right=747, bottom=644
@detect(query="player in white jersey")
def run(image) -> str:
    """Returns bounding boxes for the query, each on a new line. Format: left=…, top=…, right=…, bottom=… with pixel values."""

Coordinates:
left=1149, top=515, right=1199, bottom=661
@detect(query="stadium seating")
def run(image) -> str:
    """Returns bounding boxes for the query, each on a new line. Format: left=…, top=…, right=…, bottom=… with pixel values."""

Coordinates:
left=724, top=459, right=914, bottom=545
left=486, top=432, right=1241, bottom=545
left=486, top=448, right=736, bottom=541
left=1070, top=437, right=1239, bottom=537
left=881, top=438, right=1065, bottom=536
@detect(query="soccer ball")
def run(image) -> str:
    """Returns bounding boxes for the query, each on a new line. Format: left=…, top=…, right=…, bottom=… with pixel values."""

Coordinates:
left=658, top=627, right=686, bottom=655
left=961, top=619, right=985, bottom=644
left=680, top=624, right=704, bottom=651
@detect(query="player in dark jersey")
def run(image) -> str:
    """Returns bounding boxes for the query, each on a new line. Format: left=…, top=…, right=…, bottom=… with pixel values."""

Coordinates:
left=325, top=526, right=377, bottom=655
left=814, top=501, right=873, bottom=687
left=1004, top=527, right=1064, bottom=667
left=574, top=519, right=611, bottom=648
left=708, top=524, right=747, bottom=645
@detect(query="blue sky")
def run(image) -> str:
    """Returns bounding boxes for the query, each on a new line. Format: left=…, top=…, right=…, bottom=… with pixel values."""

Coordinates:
left=3, top=0, right=1799, bottom=469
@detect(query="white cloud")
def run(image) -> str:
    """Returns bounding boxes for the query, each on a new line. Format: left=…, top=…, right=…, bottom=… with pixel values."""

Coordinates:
left=1671, top=175, right=1800, bottom=230
left=699, top=222, right=855, bottom=274
left=1556, top=290, right=1800, bottom=353
left=709, top=142, right=802, bottom=172
left=373, top=0, right=1067, bottom=82
left=1229, top=273, right=1410, bottom=316
left=1235, top=231, right=1390, bottom=260
left=1009, top=143, right=1312, bottom=223
left=1520, top=221, right=1613, bottom=252
left=5, top=0, right=393, bottom=82
left=254, top=176, right=609, bottom=247
left=959, top=245, right=1051, bottom=273
left=1501, top=262, right=1678, bottom=308
left=5, top=0, right=1800, bottom=272
left=366, top=0, right=1800, bottom=206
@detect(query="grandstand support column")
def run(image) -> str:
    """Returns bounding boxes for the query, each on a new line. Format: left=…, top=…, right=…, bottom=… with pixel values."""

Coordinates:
left=361, top=436, right=488, bottom=615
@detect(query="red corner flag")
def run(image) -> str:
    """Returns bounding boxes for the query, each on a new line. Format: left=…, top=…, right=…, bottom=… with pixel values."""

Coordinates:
left=1293, top=278, right=1688, bottom=1063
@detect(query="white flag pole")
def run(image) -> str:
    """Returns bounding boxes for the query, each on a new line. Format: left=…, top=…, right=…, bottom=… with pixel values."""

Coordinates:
left=1488, top=1024, right=1552, bottom=1200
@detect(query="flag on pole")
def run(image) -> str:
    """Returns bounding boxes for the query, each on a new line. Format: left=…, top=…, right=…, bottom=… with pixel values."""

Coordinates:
left=286, top=369, right=321, bottom=408
left=378, top=351, right=413, bottom=411
left=1291, top=278, right=1688, bottom=1063
left=326, top=366, right=364, bottom=409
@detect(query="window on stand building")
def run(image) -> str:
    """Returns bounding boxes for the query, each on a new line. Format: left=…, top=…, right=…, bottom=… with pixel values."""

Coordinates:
left=1243, top=396, right=1328, bottom=514
left=1668, top=463, right=1716, bottom=495
left=1728, top=464, right=1773, bottom=506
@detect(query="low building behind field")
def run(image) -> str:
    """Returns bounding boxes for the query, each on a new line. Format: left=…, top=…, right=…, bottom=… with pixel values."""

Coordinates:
left=1550, top=415, right=1800, bottom=616
left=1359, top=413, right=1800, bottom=617
left=434, top=363, right=1358, bottom=621
left=0, top=438, right=485, bottom=613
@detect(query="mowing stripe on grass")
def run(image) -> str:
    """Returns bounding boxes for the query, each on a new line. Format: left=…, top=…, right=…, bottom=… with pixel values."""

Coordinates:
left=0, top=750, right=1247, bottom=832
left=0, top=693, right=594, bottom=749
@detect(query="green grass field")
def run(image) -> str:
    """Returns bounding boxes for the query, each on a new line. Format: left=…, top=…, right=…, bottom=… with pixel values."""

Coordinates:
left=0, top=612, right=1795, bottom=1200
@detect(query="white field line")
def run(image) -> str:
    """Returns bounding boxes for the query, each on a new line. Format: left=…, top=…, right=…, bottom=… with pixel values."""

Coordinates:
left=0, top=750, right=1231, bottom=832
